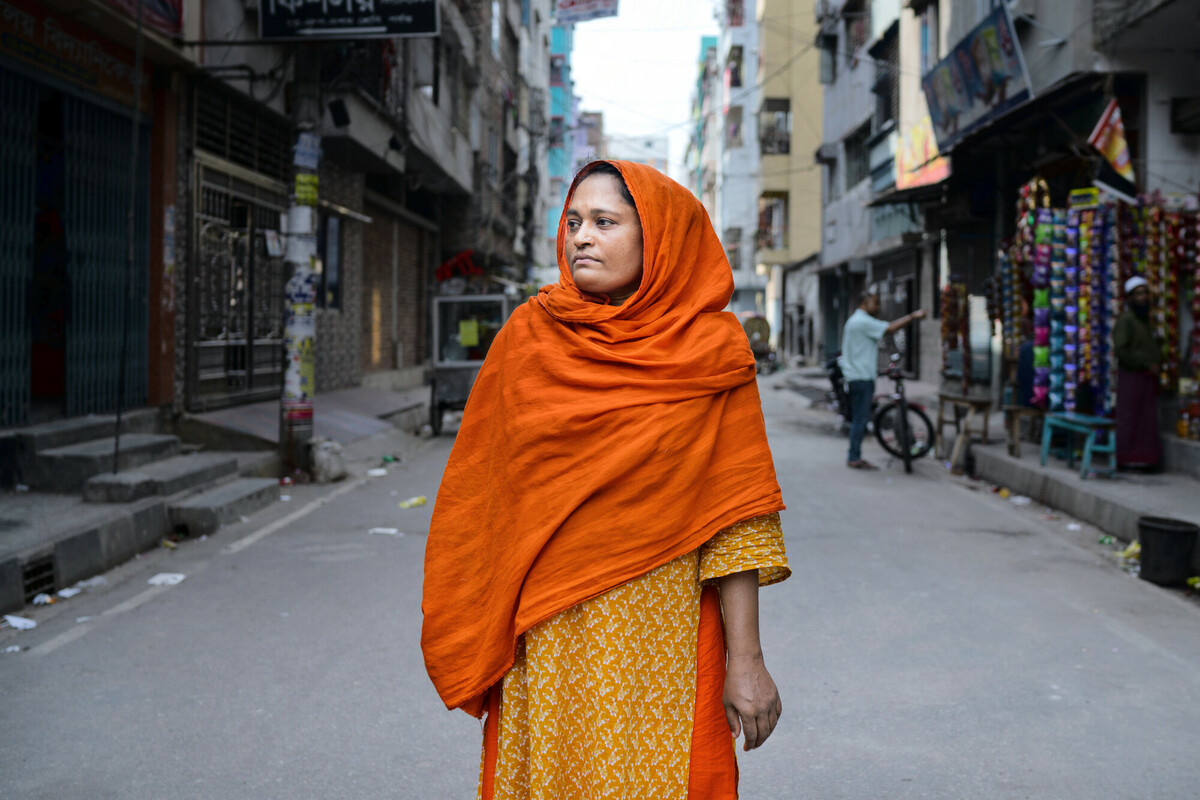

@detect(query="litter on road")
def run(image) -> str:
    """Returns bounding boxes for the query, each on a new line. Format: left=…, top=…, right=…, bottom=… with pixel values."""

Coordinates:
left=369, top=527, right=402, bottom=536
left=280, top=495, right=292, bottom=502
left=367, top=468, right=389, bottom=477
left=147, top=573, right=187, bottom=586
left=75, top=616, right=93, bottom=623
left=1010, top=495, right=1032, bottom=506
left=4, top=645, right=21, bottom=653
left=57, top=587, right=81, bottom=599
left=3, top=614, right=37, bottom=630
left=32, top=593, right=54, bottom=606
left=398, top=495, right=427, bottom=509
left=76, top=576, right=107, bottom=589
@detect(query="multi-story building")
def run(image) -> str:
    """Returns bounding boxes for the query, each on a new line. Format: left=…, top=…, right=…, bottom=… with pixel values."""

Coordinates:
left=541, top=20, right=576, bottom=285
left=686, top=37, right=722, bottom=220
left=715, top=1, right=764, bottom=314
left=755, top=0, right=824, bottom=357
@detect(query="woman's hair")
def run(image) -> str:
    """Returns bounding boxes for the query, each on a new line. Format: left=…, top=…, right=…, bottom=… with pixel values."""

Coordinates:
left=579, top=161, right=636, bottom=209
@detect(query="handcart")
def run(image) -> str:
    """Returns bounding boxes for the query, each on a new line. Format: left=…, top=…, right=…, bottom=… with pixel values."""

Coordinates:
left=428, top=292, right=520, bottom=435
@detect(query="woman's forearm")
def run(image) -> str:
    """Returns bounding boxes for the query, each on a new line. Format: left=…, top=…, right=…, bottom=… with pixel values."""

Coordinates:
left=717, top=569, right=762, bottom=660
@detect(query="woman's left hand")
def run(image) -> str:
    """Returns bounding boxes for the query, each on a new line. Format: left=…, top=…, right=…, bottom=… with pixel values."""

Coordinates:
left=723, top=654, right=782, bottom=751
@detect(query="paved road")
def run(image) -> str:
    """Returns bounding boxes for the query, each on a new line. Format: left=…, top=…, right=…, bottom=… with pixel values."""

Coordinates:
left=3, top=379, right=1199, bottom=798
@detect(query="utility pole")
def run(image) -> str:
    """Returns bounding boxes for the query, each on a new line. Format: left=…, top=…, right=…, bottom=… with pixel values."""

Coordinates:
left=280, top=46, right=322, bottom=473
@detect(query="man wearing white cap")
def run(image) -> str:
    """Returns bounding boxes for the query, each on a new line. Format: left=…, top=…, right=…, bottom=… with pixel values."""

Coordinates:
left=1113, top=275, right=1161, bottom=469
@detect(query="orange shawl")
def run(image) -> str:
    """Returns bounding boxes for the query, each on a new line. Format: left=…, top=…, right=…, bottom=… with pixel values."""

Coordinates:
left=420, top=161, right=784, bottom=716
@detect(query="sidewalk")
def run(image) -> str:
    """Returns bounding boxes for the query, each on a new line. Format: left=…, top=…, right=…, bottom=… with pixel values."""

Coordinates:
left=189, top=384, right=430, bottom=446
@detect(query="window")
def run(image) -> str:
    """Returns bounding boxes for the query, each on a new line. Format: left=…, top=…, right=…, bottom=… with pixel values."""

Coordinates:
left=844, top=1, right=869, bottom=67
left=1171, top=98, right=1200, bottom=134
left=726, top=0, right=743, bottom=27
left=845, top=124, right=871, bottom=188
left=413, top=36, right=440, bottom=103
left=491, top=0, right=501, bottom=57
left=871, top=27, right=899, bottom=130
left=316, top=212, right=341, bottom=309
left=759, top=98, right=791, bottom=155
left=724, top=227, right=743, bottom=270
left=725, top=106, right=743, bottom=149
left=726, top=45, right=743, bottom=88
left=756, top=194, right=788, bottom=251
left=920, top=5, right=939, bottom=73
left=549, top=55, right=565, bottom=85
left=819, top=34, right=838, bottom=85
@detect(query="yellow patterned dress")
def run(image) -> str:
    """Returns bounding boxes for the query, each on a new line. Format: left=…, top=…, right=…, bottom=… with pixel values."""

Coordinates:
left=480, top=512, right=789, bottom=799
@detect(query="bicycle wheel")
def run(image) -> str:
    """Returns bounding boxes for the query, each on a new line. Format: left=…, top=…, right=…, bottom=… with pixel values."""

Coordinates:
left=874, top=403, right=935, bottom=462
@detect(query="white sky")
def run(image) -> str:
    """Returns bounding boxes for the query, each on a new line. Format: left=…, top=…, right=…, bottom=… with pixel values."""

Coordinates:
left=569, top=1, right=722, bottom=182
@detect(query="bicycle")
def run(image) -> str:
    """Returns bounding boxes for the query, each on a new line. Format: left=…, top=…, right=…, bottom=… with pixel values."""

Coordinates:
left=873, top=354, right=934, bottom=473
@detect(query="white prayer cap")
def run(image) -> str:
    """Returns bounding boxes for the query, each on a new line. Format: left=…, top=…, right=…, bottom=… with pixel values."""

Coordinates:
left=1124, top=276, right=1149, bottom=294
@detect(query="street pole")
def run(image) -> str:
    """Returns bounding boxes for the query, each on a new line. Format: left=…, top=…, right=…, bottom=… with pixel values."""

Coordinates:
left=279, top=46, right=322, bottom=474
left=114, top=0, right=146, bottom=473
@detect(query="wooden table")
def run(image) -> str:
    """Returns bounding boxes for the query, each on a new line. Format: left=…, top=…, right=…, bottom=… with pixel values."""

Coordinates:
left=1002, top=405, right=1045, bottom=458
left=936, top=392, right=993, bottom=473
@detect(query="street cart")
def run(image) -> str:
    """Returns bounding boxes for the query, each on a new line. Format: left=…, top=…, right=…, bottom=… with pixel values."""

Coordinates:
left=428, top=292, right=520, bottom=435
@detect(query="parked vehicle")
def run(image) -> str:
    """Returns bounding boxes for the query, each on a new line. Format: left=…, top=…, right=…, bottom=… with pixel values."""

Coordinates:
left=873, top=354, right=934, bottom=473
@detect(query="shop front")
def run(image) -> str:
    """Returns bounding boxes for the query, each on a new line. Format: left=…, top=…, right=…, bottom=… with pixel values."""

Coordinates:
left=0, top=0, right=154, bottom=427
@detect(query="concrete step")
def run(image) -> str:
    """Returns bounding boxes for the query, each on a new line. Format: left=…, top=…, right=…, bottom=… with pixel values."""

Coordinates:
left=14, top=409, right=159, bottom=454
left=30, top=434, right=182, bottom=493
left=168, top=478, right=279, bottom=537
left=83, top=452, right=240, bottom=503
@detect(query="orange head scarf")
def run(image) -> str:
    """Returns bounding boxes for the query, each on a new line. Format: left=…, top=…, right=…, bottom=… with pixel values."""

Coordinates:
left=421, top=160, right=784, bottom=716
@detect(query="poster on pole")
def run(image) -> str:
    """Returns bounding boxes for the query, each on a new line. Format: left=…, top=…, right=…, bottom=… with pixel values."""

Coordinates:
left=920, top=4, right=1032, bottom=151
left=260, top=0, right=438, bottom=41
left=554, top=0, right=618, bottom=24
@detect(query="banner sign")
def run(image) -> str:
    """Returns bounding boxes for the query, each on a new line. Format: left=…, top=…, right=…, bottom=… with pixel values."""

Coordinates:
left=0, top=0, right=152, bottom=110
left=921, top=4, right=1032, bottom=151
left=554, top=0, right=618, bottom=24
left=895, top=114, right=950, bottom=190
left=1088, top=99, right=1137, bottom=202
left=260, top=0, right=437, bottom=41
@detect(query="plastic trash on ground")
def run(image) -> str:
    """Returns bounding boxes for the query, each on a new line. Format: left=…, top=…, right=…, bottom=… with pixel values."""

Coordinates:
left=4, top=645, right=21, bottom=653
left=368, top=527, right=401, bottom=535
left=3, top=614, right=37, bottom=630
left=147, top=573, right=186, bottom=586
left=367, top=468, right=388, bottom=478
left=1009, top=495, right=1032, bottom=506
left=280, top=495, right=292, bottom=502
left=1120, top=541, right=1141, bottom=561
left=32, top=593, right=54, bottom=606
left=398, top=496, right=427, bottom=509
left=57, top=587, right=81, bottom=599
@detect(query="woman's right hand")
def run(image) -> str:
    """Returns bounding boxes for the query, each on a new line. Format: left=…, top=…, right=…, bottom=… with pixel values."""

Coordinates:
left=723, top=654, right=782, bottom=751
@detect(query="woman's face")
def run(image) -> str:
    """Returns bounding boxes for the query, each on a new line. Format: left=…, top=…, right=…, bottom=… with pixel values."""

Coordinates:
left=565, top=173, right=644, bottom=305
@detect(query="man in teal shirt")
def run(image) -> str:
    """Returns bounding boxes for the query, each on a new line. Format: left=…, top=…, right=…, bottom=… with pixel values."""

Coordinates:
left=840, top=291, right=926, bottom=469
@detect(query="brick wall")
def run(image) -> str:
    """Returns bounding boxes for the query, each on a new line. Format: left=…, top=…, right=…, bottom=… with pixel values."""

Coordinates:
left=361, top=203, right=430, bottom=373
left=314, top=160, right=364, bottom=392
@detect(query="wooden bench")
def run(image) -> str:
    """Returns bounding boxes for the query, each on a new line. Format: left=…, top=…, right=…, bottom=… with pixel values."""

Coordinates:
left=1002, top=405, right=1045, bottom=458
left=1040, top=412, right=1116, bottom=478
left=936, top=392, right=993, bottom=473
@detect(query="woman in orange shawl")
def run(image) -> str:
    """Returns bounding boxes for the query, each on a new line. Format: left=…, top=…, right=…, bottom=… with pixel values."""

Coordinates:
left=421, top=160, right=790, bottom=798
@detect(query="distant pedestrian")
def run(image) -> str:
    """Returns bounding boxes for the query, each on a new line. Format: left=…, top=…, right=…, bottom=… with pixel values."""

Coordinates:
left=840, top=292, right=926, bottom=469
left=421, top=160, right=790, bottom=798
left=1114, top=276, right=1162, bottom=469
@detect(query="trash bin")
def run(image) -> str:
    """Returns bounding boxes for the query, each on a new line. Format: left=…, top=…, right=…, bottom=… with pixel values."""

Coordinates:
left=1137, top=516, right=1199, bottom=587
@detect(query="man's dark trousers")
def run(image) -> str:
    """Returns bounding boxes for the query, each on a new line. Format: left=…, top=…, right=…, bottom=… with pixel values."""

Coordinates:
left=847, top=379, right=875, bottom=463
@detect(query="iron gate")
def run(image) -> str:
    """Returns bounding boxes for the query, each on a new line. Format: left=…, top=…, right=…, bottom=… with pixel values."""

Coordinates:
left=63, top=94, right=149, bottom=418
left=187, top=163, right=287, bottom=411
left=0, top=66, right=148, bottom=427
left=0, top=67, right=37, bottom=428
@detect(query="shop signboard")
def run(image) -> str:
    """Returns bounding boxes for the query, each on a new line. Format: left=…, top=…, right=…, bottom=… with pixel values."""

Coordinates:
left=554, top=0, right=618, bottom=24
left=921, top=4, right=1032, bottom=152
left=0, top=0, right=152, bottom=110
left=260, top=0, right=437, bottom=41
